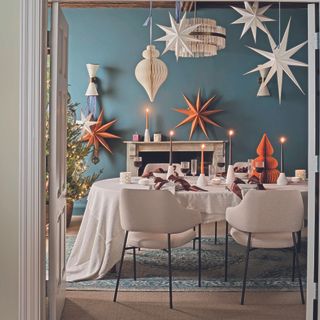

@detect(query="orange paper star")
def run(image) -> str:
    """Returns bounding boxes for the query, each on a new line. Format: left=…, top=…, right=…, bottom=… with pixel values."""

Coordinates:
left=82, top=111, right=120, bottom=156
left=174, top=90, right=223, bottom=139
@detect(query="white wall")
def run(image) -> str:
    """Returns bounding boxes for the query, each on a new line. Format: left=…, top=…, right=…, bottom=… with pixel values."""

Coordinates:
left=0, top=0, right=20, bottom=319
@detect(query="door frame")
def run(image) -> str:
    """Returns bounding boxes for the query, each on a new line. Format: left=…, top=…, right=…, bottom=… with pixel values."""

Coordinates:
left=19, top=1, right=317, bottom=320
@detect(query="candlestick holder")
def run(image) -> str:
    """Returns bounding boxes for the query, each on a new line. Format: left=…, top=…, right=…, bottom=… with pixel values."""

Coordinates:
left=144, top=128, right=150, bottom=142
left=166, top=165, right=175, bottom=180
left=277, top=172, right=288, bottom=186
left=197, top=173, right=208, bottom=187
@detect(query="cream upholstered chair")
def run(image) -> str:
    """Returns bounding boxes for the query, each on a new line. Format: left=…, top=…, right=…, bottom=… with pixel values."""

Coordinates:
left=226, top=190, right=305, bottom=305
left=143, top=163, right=182, bottom=176
left=113, top=189, right=202, bottom=308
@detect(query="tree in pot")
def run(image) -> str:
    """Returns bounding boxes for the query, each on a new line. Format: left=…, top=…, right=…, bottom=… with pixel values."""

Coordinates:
left=46, top=95, right=102, bottom=228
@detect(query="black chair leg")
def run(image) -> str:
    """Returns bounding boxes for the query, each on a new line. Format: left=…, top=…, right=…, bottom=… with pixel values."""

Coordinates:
left=241, top=232, right=251, bottom=305
left=193, top=226, right=196, bottom=250
left=224, top=221, right=229, bottom=282
left=292, top=247, right=296, bottom=282
left=292, top=232, right=305, bottom=304
left=198, top=224, right=202, bottom=287
left=297, top=231, right=302, bottom=253
left=133, top=247, right=137, bottom=281
left=168, top=234, right=173, bottom=309
left=113, top=231, right=128, bottom=302
left=214, top=222, right=218, bottom=244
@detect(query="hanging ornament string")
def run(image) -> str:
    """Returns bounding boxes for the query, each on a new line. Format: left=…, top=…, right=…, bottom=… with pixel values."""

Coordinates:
left=175, top=0, right=181, bottom=23
left=194, top=1, right=197, bottom=19
left=278, top=1, right=281, bottom=48
left=143, top=0, right=153, bottom=45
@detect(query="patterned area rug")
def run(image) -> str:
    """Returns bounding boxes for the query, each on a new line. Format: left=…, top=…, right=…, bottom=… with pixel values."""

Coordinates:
left=66, top=236, right=306, bottom=291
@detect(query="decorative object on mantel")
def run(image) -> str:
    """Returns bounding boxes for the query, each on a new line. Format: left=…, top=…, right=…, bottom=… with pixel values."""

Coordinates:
left=277, top=136, right=288, bottom=186
left=156, top=12, right=201, bottom=60
left=132, top=133, right=141, bottom=142
left=144, top=107, right=151, bottom=142
left=228, top=129, right=234, bottom=165
left=257, top=66, right=270, bottom=97
left=85, top=64, right=100, bottom=119
left=167, top=130, right=175, bottom=179
left=230, top=1, right=274, bottom=43
left=153, top=132, right=162, bottom=142
left=76, top=111, right=97, bottom=135
left=174, top=89, right=223, bottom=140
left=81, top=111, right=120, bottom=163
left=245, top=18, right=308, bottom=103
left=253, top=133, right=280, bottom=183
left=135, top=1, right=168, bottom=102
left=171, top=2, right=226, bottom=58
left=197, top=144, right=208, bottom=187
left=295, top=169, right=306, bottom=181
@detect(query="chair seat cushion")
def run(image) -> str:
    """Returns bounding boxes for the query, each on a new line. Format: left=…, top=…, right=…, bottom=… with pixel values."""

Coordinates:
left=127, top=228, right=196, bottom=249
left=230, top=227, right=294, bottom=249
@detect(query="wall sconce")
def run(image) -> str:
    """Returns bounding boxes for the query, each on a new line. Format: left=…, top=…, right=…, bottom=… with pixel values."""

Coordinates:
left=257, top=66, right=270, bottom=97
left=85, top=64, right=99, bottom=118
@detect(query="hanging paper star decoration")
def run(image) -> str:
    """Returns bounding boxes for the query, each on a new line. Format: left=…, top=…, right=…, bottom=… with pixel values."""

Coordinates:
left=81, top=111, right=120, bottom=157
left=156, top=12, right=201, bottom=60
left=76, top=111, right=97, bottom=135
left=231, top=1, right=274, bottom=43
left=245, top=19, right=308, bottom=103
left=174, top=90, right=223, bottom=140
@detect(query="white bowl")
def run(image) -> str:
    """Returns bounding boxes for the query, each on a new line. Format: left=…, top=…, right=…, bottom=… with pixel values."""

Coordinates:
left=291, top=176, right=301, bottom=183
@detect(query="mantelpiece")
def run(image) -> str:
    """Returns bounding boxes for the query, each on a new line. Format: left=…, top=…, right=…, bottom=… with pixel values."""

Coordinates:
left=124, top=140, right=226, bottom=175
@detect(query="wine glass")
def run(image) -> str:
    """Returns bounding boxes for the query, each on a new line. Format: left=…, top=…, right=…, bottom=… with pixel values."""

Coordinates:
left=216, top=155, right=225, bottom=176
left=180, top=161, right=190, bottom=177
left=133, top=156, right=143, bottom=176
left=247, top=159, right=254, bottom=177
left=208, top=164, right=215, bottom=180
left=255, top=160, right=264, bottom=183
left=191, top=159, right=197, bottom=177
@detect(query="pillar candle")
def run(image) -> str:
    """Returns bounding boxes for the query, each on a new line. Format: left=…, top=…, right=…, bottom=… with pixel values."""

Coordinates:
left=145, top=108, right=149, bottom=130
left=169, top=130, right=174, bottom=165
left=201, top=144, right=205, bottom=174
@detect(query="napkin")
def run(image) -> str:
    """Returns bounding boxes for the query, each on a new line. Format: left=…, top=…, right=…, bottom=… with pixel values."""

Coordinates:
left=154, top=176, right=207, bottom=192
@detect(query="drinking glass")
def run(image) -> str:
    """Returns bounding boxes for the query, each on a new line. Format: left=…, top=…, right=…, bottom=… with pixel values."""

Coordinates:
left=191, top=159, right=197, bottom=177
left=216, top=155, right=225, bottom=175
left=208, top=164, right=215, bottom=180
left=133, top=156, right=143, bottom=176
left=180, top=161, right=190, bottom=177
left=247, top=159, right=254, bottom=177
left=255, top=160, right=264, bottom=182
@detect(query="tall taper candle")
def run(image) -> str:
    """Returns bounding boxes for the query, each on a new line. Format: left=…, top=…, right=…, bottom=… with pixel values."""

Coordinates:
left=228, top=129, right=234, bottom=165
left=169, top=130, right=174, bottom=165
left=280, top=136, right=286, bottom=173
left=145, top=108, right=149, bottom=130
left=201, top=144, right=205, bottom=174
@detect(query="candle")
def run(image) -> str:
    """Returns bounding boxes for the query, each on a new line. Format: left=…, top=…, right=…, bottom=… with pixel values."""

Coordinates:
left=228, top=129, right=234, bottom=165
left=145, top=108, right=149, bottom=130
left=169, top=130, right=174, bottom=165
left=280, top=136, right=286, bottom=173
left=201, top=144, right=205, bottom=174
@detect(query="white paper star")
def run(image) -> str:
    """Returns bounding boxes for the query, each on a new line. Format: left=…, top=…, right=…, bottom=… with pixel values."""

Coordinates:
left=76, top=111, right=97, bottom=135
left=156, top=13, right=201, bottom=60
left=245, top=19, right=307, bottom=103
left=231, top=1, right=274, bottom=42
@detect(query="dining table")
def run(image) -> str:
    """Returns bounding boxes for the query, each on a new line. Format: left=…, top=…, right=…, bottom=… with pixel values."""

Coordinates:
left=66, top=177, right=308, bottom=282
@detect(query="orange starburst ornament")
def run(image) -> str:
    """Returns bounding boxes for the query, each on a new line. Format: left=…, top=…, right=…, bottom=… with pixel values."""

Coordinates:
left=81, top=111, right=120, bottom=160
left=174, top=90, right=223, bottom=140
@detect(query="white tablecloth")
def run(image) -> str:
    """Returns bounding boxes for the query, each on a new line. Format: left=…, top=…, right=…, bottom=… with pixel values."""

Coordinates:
left=66, top=178, right=308, bottom=282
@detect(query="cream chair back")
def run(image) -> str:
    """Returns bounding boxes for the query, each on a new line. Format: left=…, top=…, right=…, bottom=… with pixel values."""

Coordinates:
left=143, top=163, right=182, bottom=176
left=120, top=189, right=201, bottom=234
left=226, top=190, right=304, bottom=233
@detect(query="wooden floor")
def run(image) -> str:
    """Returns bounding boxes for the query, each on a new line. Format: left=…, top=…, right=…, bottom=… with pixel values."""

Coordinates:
left=63, top=216, right=306, bottom=320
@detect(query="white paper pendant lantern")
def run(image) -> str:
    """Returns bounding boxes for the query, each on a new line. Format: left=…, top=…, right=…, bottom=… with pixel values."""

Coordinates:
left=85, top=64, right=99, bottom=96
left=135, top=45, right=168, bottom=102
left=257, top=66, right=270, bottom=97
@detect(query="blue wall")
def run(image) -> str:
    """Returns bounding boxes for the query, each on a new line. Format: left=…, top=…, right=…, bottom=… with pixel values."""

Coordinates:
left=63, top=7, right=308, bottom=213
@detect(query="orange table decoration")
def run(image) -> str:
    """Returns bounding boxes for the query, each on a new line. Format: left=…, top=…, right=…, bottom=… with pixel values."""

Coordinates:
left=252, top=133, right=280, bottom=183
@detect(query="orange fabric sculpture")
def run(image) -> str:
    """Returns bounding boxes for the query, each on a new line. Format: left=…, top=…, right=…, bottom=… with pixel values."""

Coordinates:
left=253, top=133, right=280, bottom=183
